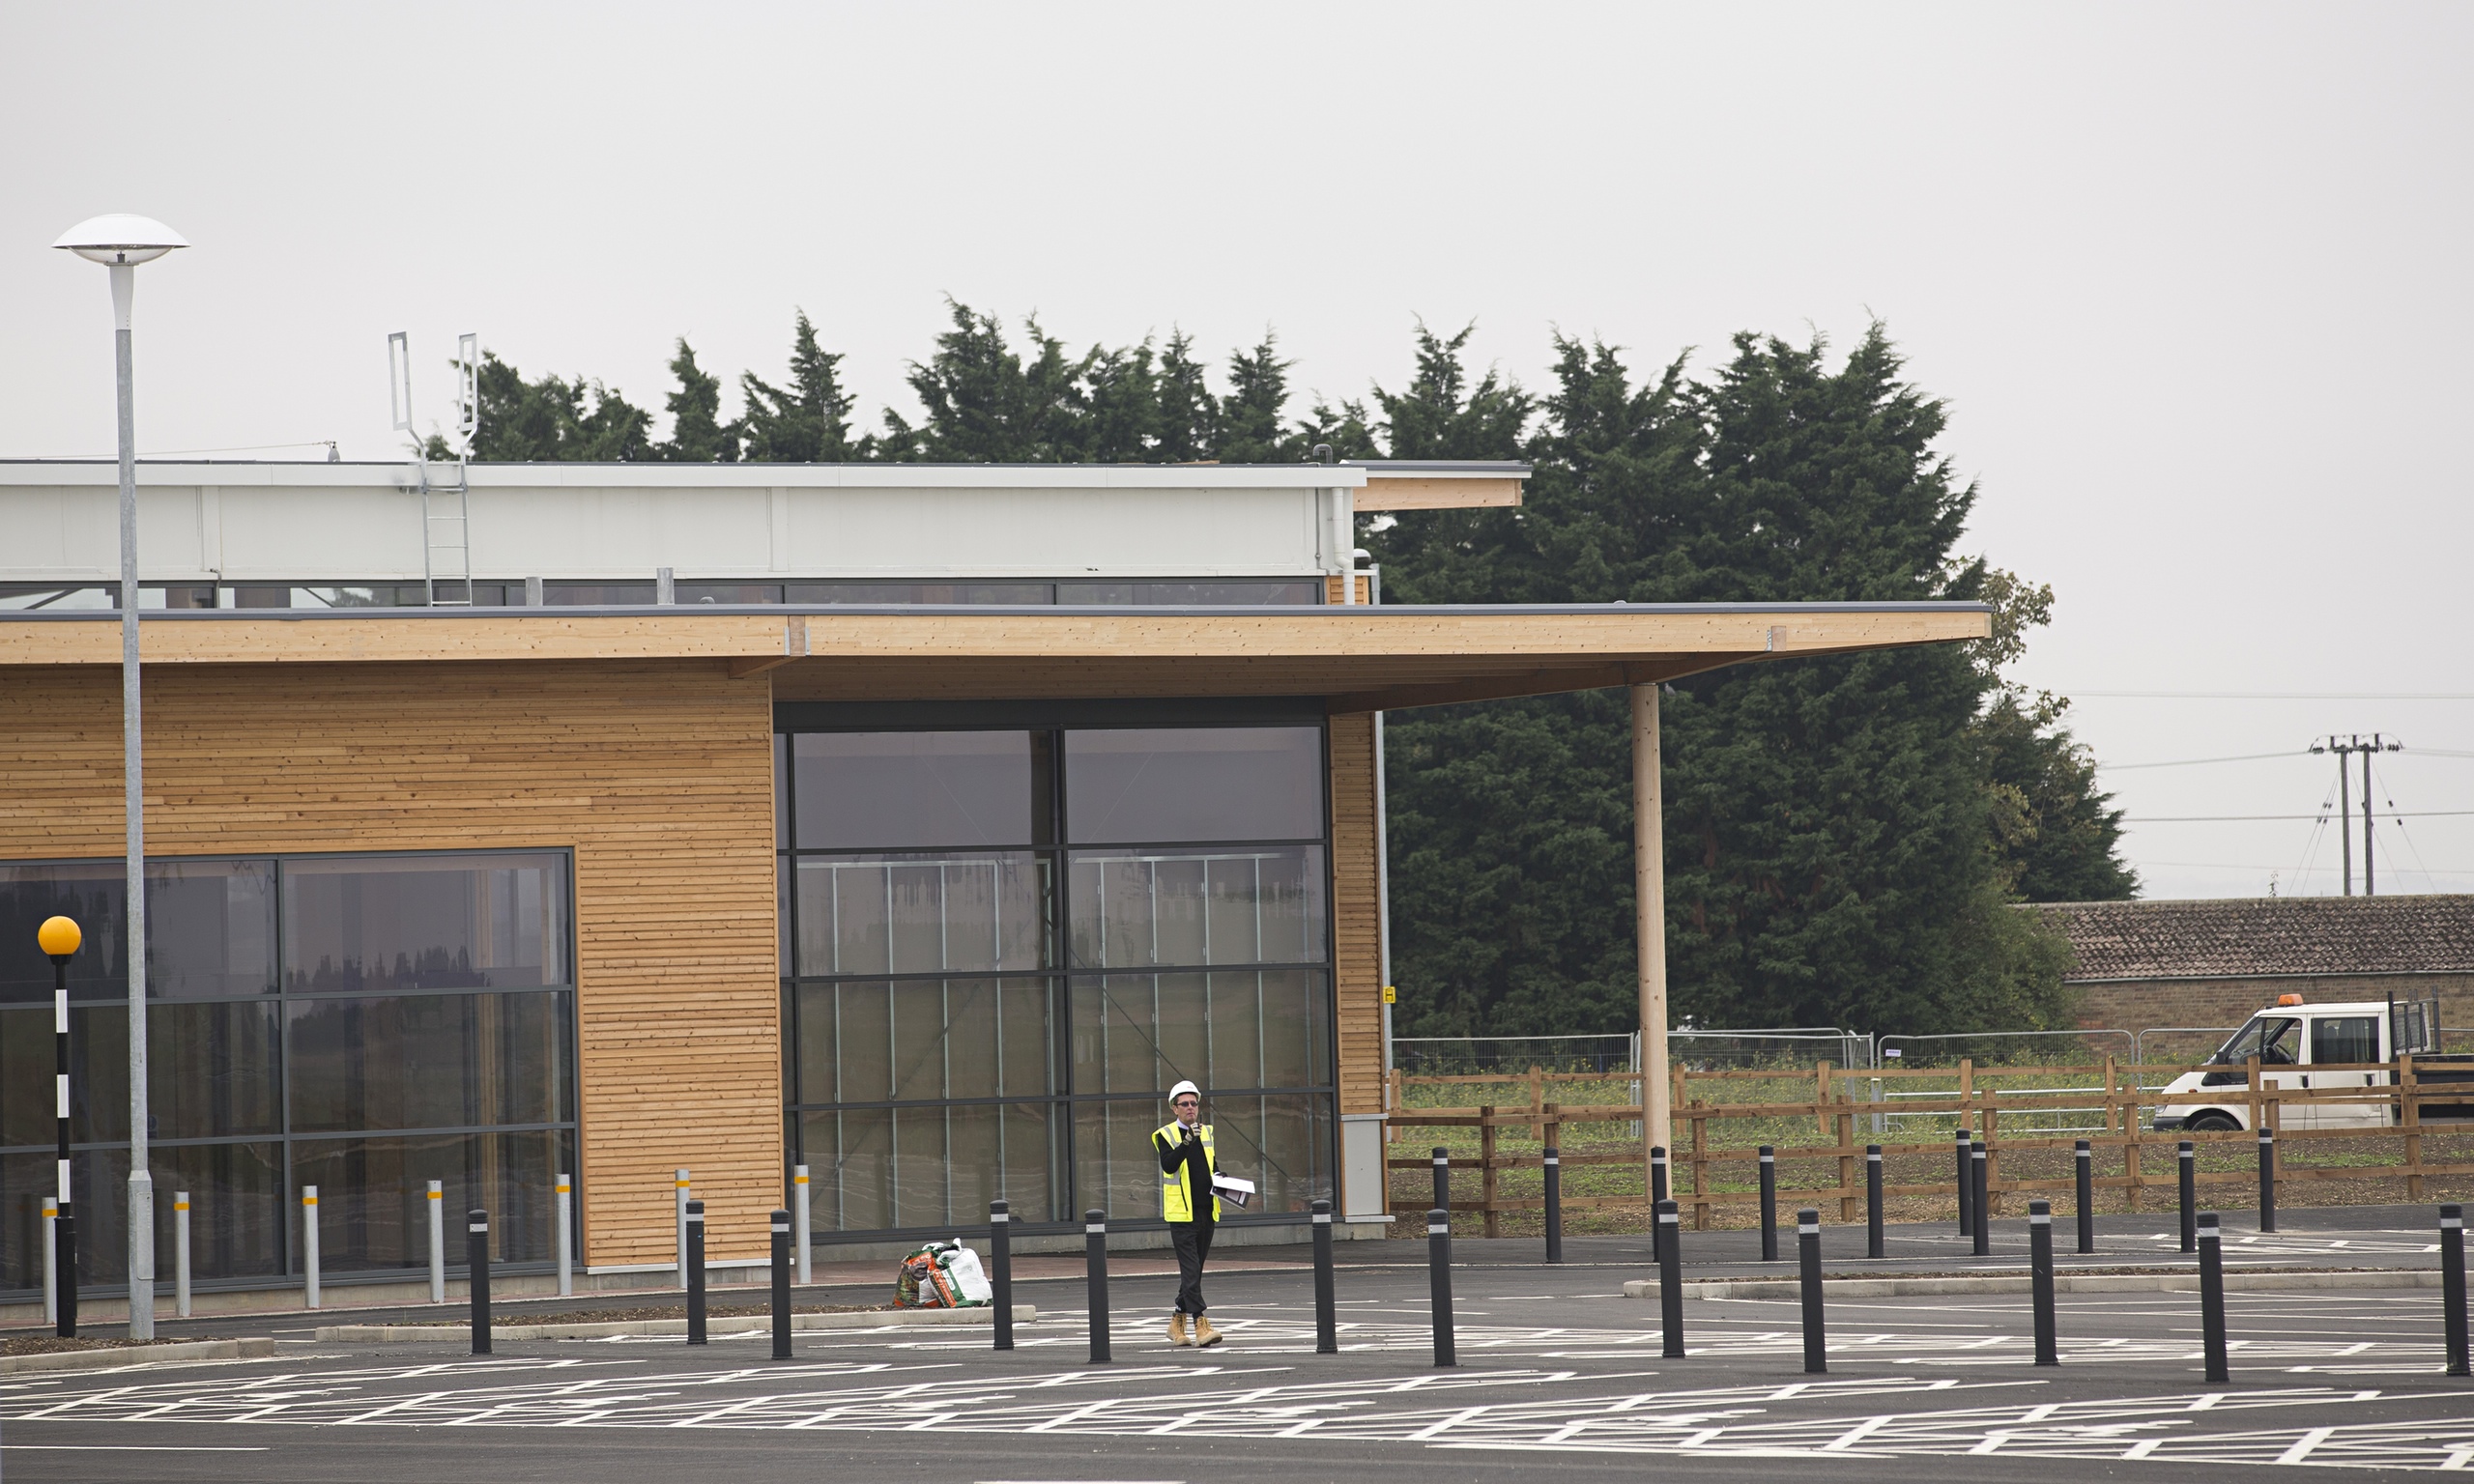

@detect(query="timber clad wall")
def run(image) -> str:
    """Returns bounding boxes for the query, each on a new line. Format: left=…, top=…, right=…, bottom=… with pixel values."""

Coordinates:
left=1327, top=711, right=1383, bottom=1117
left=0, top=660, right=781, bottom=1267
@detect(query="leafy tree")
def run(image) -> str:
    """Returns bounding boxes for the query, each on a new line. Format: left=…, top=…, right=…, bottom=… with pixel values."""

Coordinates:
left=656, top=339, right=736, bottom=462
left=877, top=301, right=1091, bottom=461
left=737, top=311, right=856, bottom=462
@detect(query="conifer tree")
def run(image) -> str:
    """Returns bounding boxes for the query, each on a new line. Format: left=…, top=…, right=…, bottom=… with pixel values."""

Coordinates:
left=737, top=311, right=855, bottom=462
left=656, top=339, right=737, bottom=462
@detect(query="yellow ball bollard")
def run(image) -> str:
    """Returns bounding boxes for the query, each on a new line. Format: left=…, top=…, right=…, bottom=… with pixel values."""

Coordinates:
left=38, top=916, right=81, bottom=958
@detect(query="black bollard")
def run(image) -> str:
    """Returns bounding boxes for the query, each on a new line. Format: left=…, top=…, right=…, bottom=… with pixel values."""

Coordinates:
left=1865, top=1145, right=1885, bottom=1259
left=1427, top=1207, right=1455, bottom=1367
left=1651, top=1146, right=1670, bottom=1265
left=990, top=1198, right=1014, bottom=1352
left=2198, top=1211, right=2229, bottom=1383
left=2075, top=1139, right=2095, bottom=1254
left=1543, top=1147, right=1563, bottom=1265
left=2442, top=1203, right=2467, bottom=1379
left=1955, top=1127, right=1974, bottom=1237
left=2258, top=1128, right=2277, bottom=1234
left=1312, top=1198, right=1338, bottom=1355
left=1798, top=1207, right=1826, bottom=1374
left=54, top=1210, right=75, bottom=1339
left=2029, top=1198, right=2057, bottom=1366
left=1656, top=1199, right=1684, bottom=1357
left=2178, top=1141, right=2197, bottom=1253
left=468, top=1208, right=491, bottom=1356
left=1758, top=1148, right=1779, bottom=1262
left=1084, top=1208, right=1110, bottom=1364
left=685, top=1198, right=707, bottom=1345
left=1432, top=1147, right=1451, bottom=1218
left=770, top=1207, right=792, bottom=1360
left=1971, top=1142, right=1990, bottom=1257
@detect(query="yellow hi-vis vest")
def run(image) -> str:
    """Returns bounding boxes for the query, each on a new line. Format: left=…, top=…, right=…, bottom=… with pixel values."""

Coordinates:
left=1156, top=1120, right=1220, bottom=1222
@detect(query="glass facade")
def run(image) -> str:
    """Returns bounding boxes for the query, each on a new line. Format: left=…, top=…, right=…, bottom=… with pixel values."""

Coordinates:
left=0, top=579, right=1324, bottom=612
left=0, top=851, right=575, bottom=1295
left=782, top=721, right=1334, bottom=1238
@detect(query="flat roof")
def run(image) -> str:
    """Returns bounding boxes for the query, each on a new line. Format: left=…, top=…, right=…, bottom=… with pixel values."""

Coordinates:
left=0, top=459, right=1531, bottom=490
left=0, top=601, right=1990, bottom=713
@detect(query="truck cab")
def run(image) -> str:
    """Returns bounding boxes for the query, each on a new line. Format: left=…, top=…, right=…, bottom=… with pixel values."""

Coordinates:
left=2153, top=996, right=2450, bottom=1132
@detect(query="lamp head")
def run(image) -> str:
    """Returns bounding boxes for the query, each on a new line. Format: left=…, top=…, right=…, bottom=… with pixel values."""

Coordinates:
left=53, top=214, right=188, bottom=266
left=37, top=915, right=81, bottom=963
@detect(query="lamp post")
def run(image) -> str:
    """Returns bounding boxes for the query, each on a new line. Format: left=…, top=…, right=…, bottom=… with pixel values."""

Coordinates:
left=40, top=917, right=81, bottom=1335
left=53, top=214, right=188, bottom=1341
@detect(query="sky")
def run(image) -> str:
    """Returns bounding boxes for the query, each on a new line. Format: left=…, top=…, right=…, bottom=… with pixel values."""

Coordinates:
left=4, top=2, right=2468, bottom=901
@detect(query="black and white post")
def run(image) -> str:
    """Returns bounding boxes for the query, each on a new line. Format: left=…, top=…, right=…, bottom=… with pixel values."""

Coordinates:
left=1427, top=1206, right=1455, bottom=1368
left=990, top=1198, right=1014, bottom=1352
left=2075, top=1138, right=2094, bottom=1254
left=1971, top=1140, right=1990, bottom=1257
left=468, top=1209, right=491, bottom=1356
left=1797, top=1207, right=1826, bottom=1374
left=1758, top=1147, right=1779, bottom=1262
left=2029, top=1197, right=2057, bottom=1366
left=1432, top=1146, right=1451, bottom=1217
left=1865, top=1144, right=1884, bottom=1259
left=770, top=1207, right=792, bottom=1360
left=2198, top=1211, right=2229, bottom=1384
left=1312, top=1198, right=1338, bottom=1355
left=1543, top=1146, right=1563, bottom=1265
left=45, top=924, right=76, bottom=1338
left=685, top=1198, right=707, bottom=1345
left=1656, top=1198, right=1684, bottom=1357
left=1083, top=1208, right=1110, bottom=1364
left=1651, top=1145, right=1670, bottom=1264
left=2441, top=1203, right=2466, bottom=1379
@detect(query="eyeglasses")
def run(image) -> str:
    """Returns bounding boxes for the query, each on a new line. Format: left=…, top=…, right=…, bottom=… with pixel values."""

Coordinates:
left=1173, top=1097, right=1198, bottom=1106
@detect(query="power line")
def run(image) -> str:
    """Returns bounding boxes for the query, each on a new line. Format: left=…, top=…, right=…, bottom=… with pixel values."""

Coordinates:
left=2066, top=691, right=2474, bottom=700
left=2101, top=751, right=2309, bottom=770
left=2127, top=811, right=2474, bottom=822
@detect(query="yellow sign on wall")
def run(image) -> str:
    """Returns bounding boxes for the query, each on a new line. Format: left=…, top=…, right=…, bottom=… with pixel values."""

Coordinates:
left=1381, top=985, right=1396, bottom=1004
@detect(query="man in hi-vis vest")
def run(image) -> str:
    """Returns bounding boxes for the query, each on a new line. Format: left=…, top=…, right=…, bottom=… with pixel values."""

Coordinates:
left=1154, top=1079, right=1224, bottom=1347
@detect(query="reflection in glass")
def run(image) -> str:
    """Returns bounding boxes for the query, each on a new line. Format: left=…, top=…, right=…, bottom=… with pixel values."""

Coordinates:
left=0, top=1143, right=285, bottom=1287
left=1, top=1002, right=281, bottom=1145
left=792, top=732, right=1048, bottom=849
left=797, top=1102, right=1058, bottom=1232
left=797, top=979, right=1053, bottom=1104
left=1068, top=847, right=1322, bottom=970
left=0, top=584, right=115, bottom=611
left=543, top=583, right=657, bottom=605
left=796, top=854, right=1050, bottom=977
left=786, top=583, right=1053, bottom=606
left=678, top=583, right=787, bottom=605
left=1054, top=582, right=1318, bottom=606
left=287, top=1128, right=571, bottom=1270
left=1064, top=727, right=1323, bottom=843
left=1070, top=1093, right=1329, bottom=1220
left=1070, top=971, right=1327, bottom=1095
left=282, top=854, right=568, bottom=993
left=287, top=991, right=571, bottom=1133
left=0, top=859, right=277, bottom=1003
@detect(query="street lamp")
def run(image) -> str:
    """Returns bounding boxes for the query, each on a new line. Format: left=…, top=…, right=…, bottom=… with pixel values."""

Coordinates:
left=53, top=213, right=187, bottom=1341
left=39, top=916, right=81, bottom=1336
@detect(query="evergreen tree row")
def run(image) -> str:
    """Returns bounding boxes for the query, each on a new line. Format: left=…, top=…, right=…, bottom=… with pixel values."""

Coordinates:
left=446, top=303, right=2137, bottom=1038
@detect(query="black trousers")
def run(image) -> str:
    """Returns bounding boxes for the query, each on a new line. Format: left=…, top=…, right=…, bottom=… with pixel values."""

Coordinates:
left=1170, top=1217, right=1216, bottom=1315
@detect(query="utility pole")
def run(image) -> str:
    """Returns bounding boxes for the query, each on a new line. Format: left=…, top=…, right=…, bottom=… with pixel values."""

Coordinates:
left=2311, top=735, right=2404, bottom=896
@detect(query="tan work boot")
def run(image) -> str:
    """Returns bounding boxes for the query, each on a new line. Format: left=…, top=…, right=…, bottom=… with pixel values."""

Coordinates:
left=1194, top=1315, right=1224, bottom=1348
left=1168, top=1312, right=1193, bottom=1347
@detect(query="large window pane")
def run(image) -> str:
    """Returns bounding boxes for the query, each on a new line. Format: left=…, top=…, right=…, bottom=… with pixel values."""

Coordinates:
left=787, top=583, right=1053, bottom=606
left=1065, top=727, right=1322, bottom=843
left=1, top=1143, right=285, bottom=1289
left=1068, top=847, right=1323, bottom=970
left=1071, top=1098, right=1175, bottom=1220
left=793, top=732, right=1050, bottom=849
left=1069, top=1093, right=1330, bottom=1225
left=282, top=853, right=568, bottom=992
left=288, top=1128, right=570, bottom=1270
left=2, top=1002, right=281, bottom=1145
left=287, top=991, right=571, bottom=1133
left=0, top=859, right=274, bottom=1004
left=798, top=979, right=1054, bottom=1105
left=1069, top=971, right=1326, bottom=1096
left=1054, top=582, right=1318, bottom=606
left=795, top=854, right=1050, bottom=976
left=798, top=1102, right=1059, bottom=1232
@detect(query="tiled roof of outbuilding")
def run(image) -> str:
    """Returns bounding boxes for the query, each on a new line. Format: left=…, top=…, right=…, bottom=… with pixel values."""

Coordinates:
left=2031, top=896, right=2474, bottom=981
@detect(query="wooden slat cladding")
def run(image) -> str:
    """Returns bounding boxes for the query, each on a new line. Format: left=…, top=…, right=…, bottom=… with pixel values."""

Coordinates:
left=1326, top=712, right=1383, bottom=1120
left=1321, top=575, right=1373, bottom=605
left=0, top=661, right=780, bottom=1268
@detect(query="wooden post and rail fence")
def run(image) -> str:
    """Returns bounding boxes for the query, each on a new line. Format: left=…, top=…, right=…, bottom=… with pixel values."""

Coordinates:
left=1386, top=1057, right=2474, bottom=1234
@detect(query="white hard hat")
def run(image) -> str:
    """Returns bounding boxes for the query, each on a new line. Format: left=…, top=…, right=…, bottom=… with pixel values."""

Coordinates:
left=1169, top=1080, right=1200, bottom=1100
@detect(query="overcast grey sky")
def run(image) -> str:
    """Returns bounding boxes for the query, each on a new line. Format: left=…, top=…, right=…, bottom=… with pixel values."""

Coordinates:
left=5, top=2, right=2468, bottom=900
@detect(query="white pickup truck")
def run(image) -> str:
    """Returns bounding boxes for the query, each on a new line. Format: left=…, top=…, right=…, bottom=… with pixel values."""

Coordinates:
left=2152, top=996, right=2474, bottom=1132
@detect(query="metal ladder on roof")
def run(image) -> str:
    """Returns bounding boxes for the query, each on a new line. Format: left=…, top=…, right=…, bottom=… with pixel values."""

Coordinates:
left=391, top=331, right=480, bottom=606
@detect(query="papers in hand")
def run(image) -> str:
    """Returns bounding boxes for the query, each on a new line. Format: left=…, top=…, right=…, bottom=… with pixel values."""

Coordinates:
left=1210, top=1174, right=1256, bottom=1209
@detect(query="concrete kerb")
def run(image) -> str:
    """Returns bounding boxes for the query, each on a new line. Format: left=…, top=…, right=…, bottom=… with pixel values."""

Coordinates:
left=319, top=1304, right=1039, bottom=1342
left=0, top=1338, right=276, bottom=1376
left=1622, top=1270, right=2446, bottom=1301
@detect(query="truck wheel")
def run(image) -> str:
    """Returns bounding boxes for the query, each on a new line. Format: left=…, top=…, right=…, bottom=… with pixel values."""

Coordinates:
left=2186, top=1112, right=2239, bottom=1132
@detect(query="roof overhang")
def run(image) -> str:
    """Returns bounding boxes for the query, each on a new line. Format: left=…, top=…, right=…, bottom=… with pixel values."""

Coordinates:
left=0, top=602, right=1989, bottom=713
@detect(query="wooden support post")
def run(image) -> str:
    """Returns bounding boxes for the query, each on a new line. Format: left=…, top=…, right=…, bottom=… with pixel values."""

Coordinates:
left=1816, top=1061, right=1834, bottom=1142
left=1985, top=1091, right=2002, bottom=1217
left=1530, top=1065, right=1545, bottom=1141
left=1631, top=683, right=1671, bottom=1167
left=1837, top=1107, right=1857, bottom=1224
left=1480, top=1104, right=1500, bottom=1240
left=2403, top=1055, right=2426, bottom=1202
left=2108, top=1055, right=2137, bottom=1213
left=1690, top=1101, right=1711, bottom=1230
